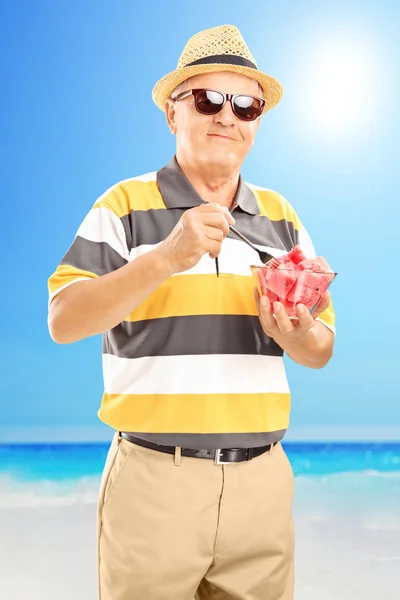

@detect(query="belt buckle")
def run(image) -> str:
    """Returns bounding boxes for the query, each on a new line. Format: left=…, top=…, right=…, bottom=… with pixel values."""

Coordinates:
left=215, top=449, right=231, bottom=465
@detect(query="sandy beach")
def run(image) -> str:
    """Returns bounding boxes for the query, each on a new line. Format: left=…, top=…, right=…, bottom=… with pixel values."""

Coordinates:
left=1, top=439, right=399, bottom=599
left=0, top=483, right=399, bottom=600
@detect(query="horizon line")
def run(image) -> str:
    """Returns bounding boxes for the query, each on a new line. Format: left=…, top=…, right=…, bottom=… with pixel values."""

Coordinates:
left=0, top=425, right=399, bottom=445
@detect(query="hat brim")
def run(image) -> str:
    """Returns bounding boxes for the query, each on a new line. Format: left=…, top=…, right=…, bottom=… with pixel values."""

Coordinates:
left=152, top=63, right=283, bottom=114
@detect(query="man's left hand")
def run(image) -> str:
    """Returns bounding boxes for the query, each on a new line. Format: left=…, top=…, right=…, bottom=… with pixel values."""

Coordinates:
left=254, top=288, right=330, bottom=343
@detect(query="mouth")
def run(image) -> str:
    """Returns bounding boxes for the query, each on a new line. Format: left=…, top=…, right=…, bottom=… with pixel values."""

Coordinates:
left=207, top=134, right=236, bottom=141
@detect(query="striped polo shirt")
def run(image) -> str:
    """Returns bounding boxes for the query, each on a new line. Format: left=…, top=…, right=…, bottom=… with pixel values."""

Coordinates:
left=48, top=156, right=336, bottom=449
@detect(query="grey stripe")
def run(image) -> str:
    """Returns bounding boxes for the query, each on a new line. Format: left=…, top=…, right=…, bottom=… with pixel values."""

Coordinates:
left=103, top=315, right=283, bottom=359
left=61, top=236, right=128, bottom=276
left=120, top=208, right=178, bottom=247
left=122, top=430, right=287, bottom=450
left=237, top=179, right=260, bottom=215
left=120, top=208, right=296, bottom=252
left=226, top=211, right=296, bottom=252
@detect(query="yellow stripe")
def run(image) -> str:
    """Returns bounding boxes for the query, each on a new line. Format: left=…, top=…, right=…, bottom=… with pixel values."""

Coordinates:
left=316, top=297, right=336, bottom=329
left=48, top=264, right=97, bottom=295
left=252, top=189, right=302, bottom=230
left=125, top=273, right=257, bottom=322
left=98, top=392, right=291, bottom=433
left=93, top=180, right=166, bottom=217
left=124, top=271, right=336, bottom=327
left=48, top=265, right=335, bottom=328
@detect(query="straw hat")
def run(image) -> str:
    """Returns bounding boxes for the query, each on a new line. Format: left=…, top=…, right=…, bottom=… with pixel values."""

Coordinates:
left=152, top=24, right=283, bottom=115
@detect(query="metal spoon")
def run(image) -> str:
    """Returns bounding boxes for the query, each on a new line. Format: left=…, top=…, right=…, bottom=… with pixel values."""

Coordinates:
left=229, top=225, right=280, bottom=267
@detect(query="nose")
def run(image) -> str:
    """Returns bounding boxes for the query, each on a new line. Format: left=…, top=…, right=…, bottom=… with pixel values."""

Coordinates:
left=212, top=99, right=236, bottom=126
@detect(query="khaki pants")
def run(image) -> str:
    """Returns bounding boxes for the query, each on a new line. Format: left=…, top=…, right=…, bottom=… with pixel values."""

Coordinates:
left=97, top=431, right=295, bottom=600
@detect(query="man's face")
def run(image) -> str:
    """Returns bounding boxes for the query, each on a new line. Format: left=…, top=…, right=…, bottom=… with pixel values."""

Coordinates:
left=165, top=72, right=263, bottom=173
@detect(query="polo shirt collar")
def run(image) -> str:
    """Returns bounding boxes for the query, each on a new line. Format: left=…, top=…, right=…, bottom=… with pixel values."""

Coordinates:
left=157, top=155, right=259, bottom=215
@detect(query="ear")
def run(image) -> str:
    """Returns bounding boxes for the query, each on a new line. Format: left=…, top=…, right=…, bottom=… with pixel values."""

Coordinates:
left=165, top=99, right=177, bottom=135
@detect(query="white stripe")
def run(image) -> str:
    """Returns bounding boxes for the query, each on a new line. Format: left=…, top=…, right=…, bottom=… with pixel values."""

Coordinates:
left=129, top=242, right=162, bottom=261
left=297, top=226, right=316, bottom=259
left=76, top=207, right=130, bottom=261
left=216, top=237, right=286, bottom=274
left=128, top=237, right=287, bottom=277
left=48, top=278, right=92, bottom=309
left=103, top=354, right=290, bottom=395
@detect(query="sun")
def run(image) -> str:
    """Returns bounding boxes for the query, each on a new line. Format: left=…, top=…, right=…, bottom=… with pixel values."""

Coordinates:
left=288, top=31, right=384, bottom=139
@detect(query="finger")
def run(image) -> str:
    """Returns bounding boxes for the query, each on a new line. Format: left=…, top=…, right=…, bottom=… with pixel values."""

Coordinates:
left=201, top=213, right=231, bottom=237
left=295, top=304, right=315, bottom=331
left=253, top=286, right=263, bottom=316
left=204, top=228, right=225, bottom=244
left=257, top=292, right=280, bottom=336
left=272, top=302, right=296, bottom=334
left=205, top=239, right=223, bottom=259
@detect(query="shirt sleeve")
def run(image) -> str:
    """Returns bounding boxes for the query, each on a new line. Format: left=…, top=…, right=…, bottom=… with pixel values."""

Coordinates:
left=296, top=223, right=336, bottom=335
left=47, top=184, right=131, bottom=309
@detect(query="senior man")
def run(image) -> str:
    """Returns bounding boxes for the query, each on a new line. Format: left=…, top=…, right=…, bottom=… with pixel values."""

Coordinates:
left=48, top=24, right=335, bottom=600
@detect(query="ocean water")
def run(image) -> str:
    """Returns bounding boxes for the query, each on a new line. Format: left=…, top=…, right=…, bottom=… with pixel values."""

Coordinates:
left=0, top=441, right=399, bottom=512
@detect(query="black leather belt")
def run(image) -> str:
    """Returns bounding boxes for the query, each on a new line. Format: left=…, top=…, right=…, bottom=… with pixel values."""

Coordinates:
left=120, top=432, right=278, bottom=464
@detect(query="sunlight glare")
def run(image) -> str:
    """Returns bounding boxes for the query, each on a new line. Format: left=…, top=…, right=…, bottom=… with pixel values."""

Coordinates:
left=291, top=34, right=383, bottom=138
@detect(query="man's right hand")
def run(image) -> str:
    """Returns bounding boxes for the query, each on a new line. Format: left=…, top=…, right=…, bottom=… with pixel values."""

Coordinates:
left=49, top=203, right=236, bottom=344
left=159, top=203, right=236, bottom=275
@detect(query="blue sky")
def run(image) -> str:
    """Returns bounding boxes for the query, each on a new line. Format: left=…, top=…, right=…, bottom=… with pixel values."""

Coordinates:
left=1, top=0, right=399, bottom=440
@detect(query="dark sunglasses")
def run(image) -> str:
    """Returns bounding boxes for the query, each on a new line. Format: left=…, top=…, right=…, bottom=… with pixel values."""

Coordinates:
left=173, top=88, right=265, bottom=122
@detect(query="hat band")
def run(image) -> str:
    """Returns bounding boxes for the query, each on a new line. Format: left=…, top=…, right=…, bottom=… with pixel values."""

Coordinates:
left=184, top=54, right=257, bottom=70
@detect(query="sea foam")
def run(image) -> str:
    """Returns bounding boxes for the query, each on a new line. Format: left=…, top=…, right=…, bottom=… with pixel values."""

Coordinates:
left=1, top=470, right=400, bottom=509
left=0, top=473, right=101, bottom=508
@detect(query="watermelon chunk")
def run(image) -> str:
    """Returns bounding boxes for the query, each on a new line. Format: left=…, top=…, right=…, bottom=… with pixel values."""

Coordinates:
left=266, top=266, right=298, bottom=299
left=252, top=244, right=336, bottom=317
left=285, top=245, right=308, bottom=265
left=281, top=299, right=297, bottom=315
left=278, top=259, right=302, bottom=271
left=266, top=290, right=279, bottom=305
left=287, top=272, right=321, bottom=306
left=299, top=256, right=332, bottom=273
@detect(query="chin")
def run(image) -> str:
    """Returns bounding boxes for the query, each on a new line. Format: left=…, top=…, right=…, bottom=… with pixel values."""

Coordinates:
left=201, top=151, right=238, bottom=170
